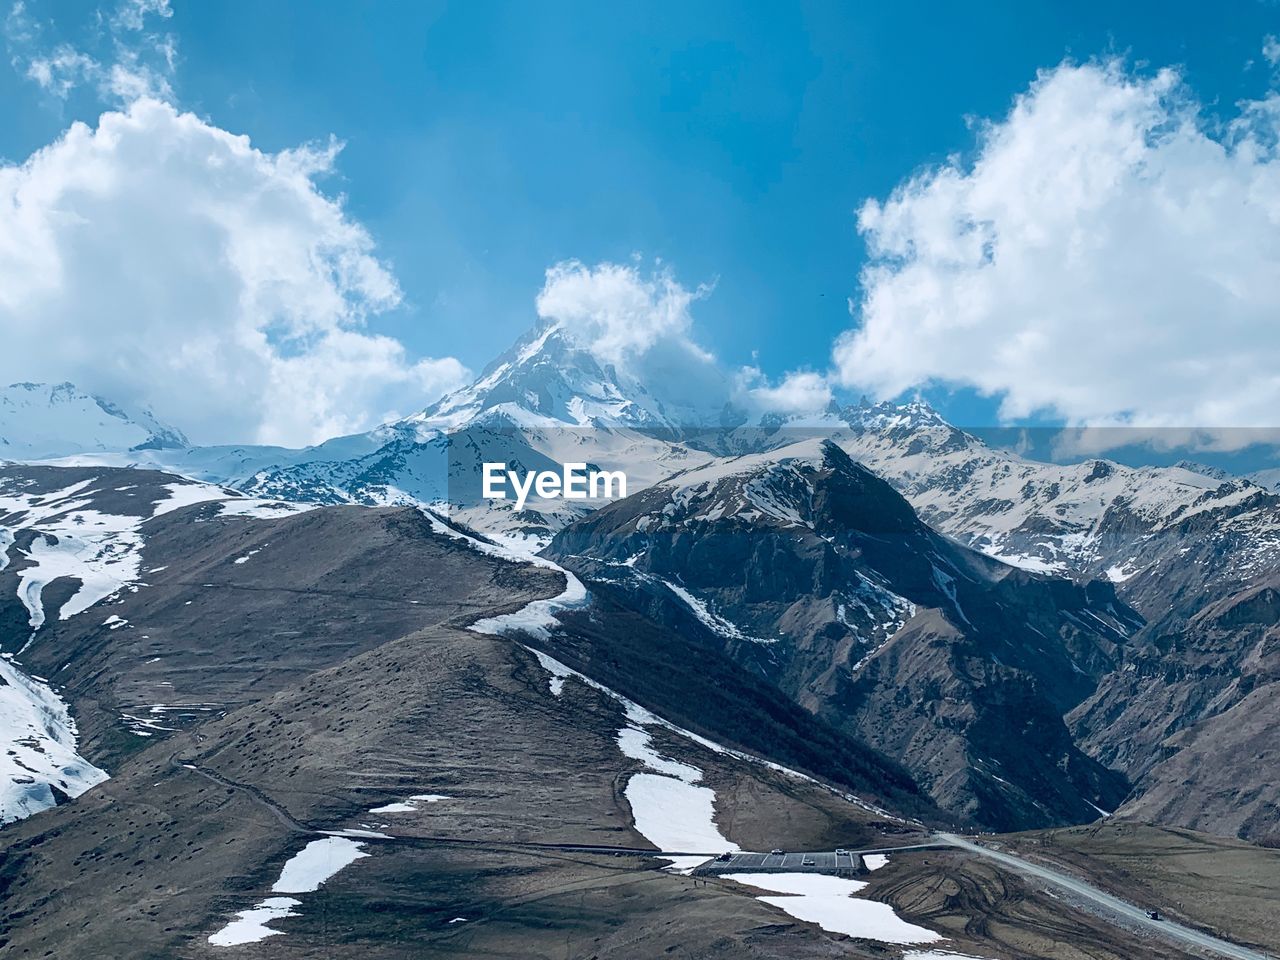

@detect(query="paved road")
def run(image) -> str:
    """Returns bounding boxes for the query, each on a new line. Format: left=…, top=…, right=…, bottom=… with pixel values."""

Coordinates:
left=937, top=833, right=1274, bottom=960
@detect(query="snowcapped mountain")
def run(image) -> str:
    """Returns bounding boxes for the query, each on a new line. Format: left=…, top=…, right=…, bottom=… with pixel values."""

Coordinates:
left=215, top=322, right=725, bottom=544
left=0, top=382, right=187, bottom=462
left=408, top=320, right=731, bottom=433
left=830, top=402, right=1280, bottom=594
left=1248, top=466, right=1280, bottom=491
left=14, top=328, right=1280, bottom=599
left=804, top=404, right=1280, bottom=841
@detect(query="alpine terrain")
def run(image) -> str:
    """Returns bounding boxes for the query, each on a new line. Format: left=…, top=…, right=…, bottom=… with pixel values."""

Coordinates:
left=2, top=321, right=1279, bottom=960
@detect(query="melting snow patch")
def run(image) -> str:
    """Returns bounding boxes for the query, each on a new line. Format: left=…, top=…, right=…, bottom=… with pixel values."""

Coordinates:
left=722, top=873, right=943, bottom=944
left=322, top=828, right=393, bottom=840
left=217, top=499, right=316, bottom=520
left=1105, top=564, right=1138, bottom=583
left=1, top=478, right=310, bottom=636
left=528, top=648, right=572, bottom=695
left=469, top=567, right=588, bottom=640
left=208, top=897, right=301, bottom=946
left=662, top=580, right=776, bottom=643
left=210, top=835, right=376, bottom=946
left=18, top=530, right=140, bottom=628
left=625, top=774, right=735, bottom=857
left=615, top=723, right=735, bottom=870
left=617, top=726, right=701, bottom=782
left=151, top=482, right=228, bottom=516
left=864, top=853, right=890, bottom=871
left=369, top=801, right=417, bottom=813
left=369, top=793, right=451, bottom=814
left=272, top=836, right=369, bottom=893
left=524, top=644, right=899, bottom=821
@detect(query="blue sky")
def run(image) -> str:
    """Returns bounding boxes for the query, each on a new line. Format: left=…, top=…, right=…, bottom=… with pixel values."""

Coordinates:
left=4, top=0, right=1280, bottom=454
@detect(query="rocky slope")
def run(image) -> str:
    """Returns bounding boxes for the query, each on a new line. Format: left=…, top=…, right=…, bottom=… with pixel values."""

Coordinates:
left=546, top=439, right=1139, bottom=831
left=1072, top=574, right=1280, bottom=844
left=830, top=402, right=1280, bottom=591
left=0, top=463, right=966, bottom=958
left=2, top=456, right=1274, bottom=954
left=820, top=405, right=1280, bottom=842
left=10, top=322, right=1280, bottom=846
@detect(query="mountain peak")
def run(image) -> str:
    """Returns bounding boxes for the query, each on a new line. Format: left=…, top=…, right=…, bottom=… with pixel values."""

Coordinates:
left=841, top=397, right=951, bottom=431
left=0, top=381, right=187, bottom=462
left=407, top=321, right=728, bottom=434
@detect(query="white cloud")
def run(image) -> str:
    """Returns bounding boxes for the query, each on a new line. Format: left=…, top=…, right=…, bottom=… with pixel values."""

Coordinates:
left=23, top=43, right=95, bottom=97
left=735, top=366, right=832, bottom=416
left=1265, top=35, right=1280, bottom=68
left=6, top=0, right=176, bottom=103
left=111, top=0, right=171, bottom=33
left=834, top=59, right=1280, bottom=446
left=535, top=259, right=714, bottom=367
left=0, top=98, right=468, bottom=446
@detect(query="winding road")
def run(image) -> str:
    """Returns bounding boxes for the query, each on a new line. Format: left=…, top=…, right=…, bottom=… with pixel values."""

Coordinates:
left=937, top=833, right=1274, bottom=960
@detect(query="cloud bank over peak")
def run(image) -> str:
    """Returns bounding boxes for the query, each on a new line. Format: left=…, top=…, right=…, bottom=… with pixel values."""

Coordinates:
left=834, top=57, right=1280, bottom=446
left=535, top=259, right=840, bottom=421
left=535, top=259, right=715, bottom=368
left=0, top=97, right=468, bottom=446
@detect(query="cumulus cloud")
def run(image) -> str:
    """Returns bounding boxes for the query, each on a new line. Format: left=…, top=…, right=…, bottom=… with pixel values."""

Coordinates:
left=0, top=98, right=468, bottom=446
left=734, top=366, right=833, bottom=416
left=834, top=59, right=1280, bottom=446
left=535, top=259, right=714, bottom=367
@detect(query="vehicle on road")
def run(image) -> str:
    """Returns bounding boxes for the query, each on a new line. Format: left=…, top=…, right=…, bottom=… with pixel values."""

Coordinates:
left=769, top=848, right=784, bottom=856
left=715, top=851, right=733, bottom=862
left=801, top=856, right=815, bottom=866
left=834, top=848, right=847, bottom=855
left=1146, top=910, right=1162, bottom=921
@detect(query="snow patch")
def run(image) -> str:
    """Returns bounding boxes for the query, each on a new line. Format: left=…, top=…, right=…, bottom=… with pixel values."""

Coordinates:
left=272, top=836, right=369, bottom=893
left=217, top=499, right=316, bottom=520
left=662, top=580, right=775, bottom=643
left=368, top=795, right=449, bottom=814
left=207, top=897, right=301, bottom=946
left=723, top=872, right=943, bottom=944
left=625, top=773, right=735, bottom=857
left=368, top=801, right=416, bottom=813
left=469, top=567, right=588, bottom=640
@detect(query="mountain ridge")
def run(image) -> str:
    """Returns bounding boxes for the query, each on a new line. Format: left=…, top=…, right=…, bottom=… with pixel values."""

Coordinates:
left=0, top=381, right=187, bottom=462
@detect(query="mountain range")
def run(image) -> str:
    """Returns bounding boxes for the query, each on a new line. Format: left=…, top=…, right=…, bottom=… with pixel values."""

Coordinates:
left=3, top=320, right=1280, bottom=957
